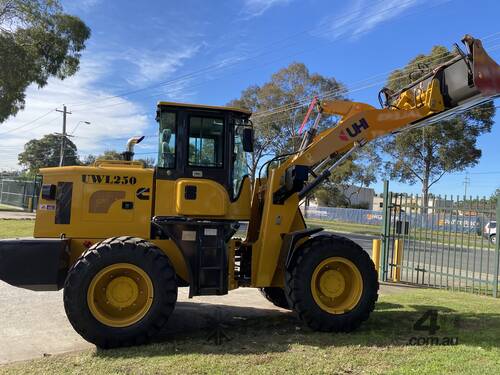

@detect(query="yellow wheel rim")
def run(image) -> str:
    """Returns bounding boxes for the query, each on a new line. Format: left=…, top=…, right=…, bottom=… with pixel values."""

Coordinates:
left=311, top=257, right=363, bottom=314
left=87, top=263, right=154, bottom=328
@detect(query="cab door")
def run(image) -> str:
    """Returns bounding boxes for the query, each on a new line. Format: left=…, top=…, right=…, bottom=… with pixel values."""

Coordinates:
left=154, top=106, right=250, bottom=219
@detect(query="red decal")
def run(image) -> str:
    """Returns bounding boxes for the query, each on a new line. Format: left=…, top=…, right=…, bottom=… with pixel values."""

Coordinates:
left=339, top=130, right=348, bottom=141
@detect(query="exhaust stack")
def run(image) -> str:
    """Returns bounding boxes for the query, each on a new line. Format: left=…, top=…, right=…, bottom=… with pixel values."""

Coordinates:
left=123, top=135, right=145, bottom=161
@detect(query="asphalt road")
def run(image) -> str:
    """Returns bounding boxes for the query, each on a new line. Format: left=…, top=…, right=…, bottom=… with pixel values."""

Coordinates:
left=342, top=232, right=499, bottom=287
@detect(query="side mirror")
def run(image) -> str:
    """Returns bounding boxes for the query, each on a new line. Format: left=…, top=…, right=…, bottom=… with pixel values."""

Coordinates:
left=242, top=128, right=254, bottom=152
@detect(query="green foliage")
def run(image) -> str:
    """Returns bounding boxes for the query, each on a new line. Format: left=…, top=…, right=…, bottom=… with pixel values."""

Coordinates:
left=82, top=150, right=155, bottom=168
left=18, top=133, right=78, bottom=173
left=314, top=186, right=348, bottom=207
left=0, top=0, right=91, bottom=122
left=380, top=45, right=495, bottom=203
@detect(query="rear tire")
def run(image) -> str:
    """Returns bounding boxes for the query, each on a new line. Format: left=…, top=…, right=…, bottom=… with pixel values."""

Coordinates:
left=64, top=237, right=177, bottom=348
left=259, top=287, right=290, bottom=309
left=285, top=235, right=378, bottom=332
left=491, top=234, right=496, bottom=245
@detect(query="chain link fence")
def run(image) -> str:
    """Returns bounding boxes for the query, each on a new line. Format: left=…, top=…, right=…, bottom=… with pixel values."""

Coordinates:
left=302, top=205, right=383, bottom=225
left=0, top=175, right=41, bottom=211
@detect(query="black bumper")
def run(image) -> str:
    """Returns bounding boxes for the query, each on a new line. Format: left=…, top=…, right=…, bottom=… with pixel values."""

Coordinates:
left=0, top=238, right=70, bottom=291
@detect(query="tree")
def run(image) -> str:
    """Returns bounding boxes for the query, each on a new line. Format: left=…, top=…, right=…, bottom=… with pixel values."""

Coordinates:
left=315, top=185, right=348, bottom=207
left=82, top=150, right=155, bottom=168
left=0, top=0, right=91, bottom=123
left=18, top=133, right=78, bottom=173
left=228, top=62, right=381, bottom=205
left=380, top=46, right=495, bottom=208
left=313, top=147, right=379, bottom=208
left=228, top=62, right=346, bottom=181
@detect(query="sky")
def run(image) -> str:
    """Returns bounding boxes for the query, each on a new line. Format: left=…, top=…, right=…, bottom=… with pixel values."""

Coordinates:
left=1, top=0, right=499, bottom=197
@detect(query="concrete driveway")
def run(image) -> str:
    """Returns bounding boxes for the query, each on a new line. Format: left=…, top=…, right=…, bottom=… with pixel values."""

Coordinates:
left=0, top=283, right=288, bottom=364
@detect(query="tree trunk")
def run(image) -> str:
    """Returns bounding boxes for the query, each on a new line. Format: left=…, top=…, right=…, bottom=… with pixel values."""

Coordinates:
left=422, top=172, right=429, bottom=214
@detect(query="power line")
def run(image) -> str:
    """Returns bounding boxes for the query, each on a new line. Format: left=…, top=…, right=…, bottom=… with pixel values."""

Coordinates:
left=0, top=109, right=56, bottom=136
left=65, top=0, right=403, bottom=108
left=66, top=0, right=454, bottom=111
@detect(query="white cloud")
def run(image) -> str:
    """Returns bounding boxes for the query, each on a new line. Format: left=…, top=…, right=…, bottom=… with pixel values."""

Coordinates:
left=0, top=56, right=149, bottom=171
left=0, top=35, right=206, bottom=171
left=315, top=0, right=439, bottom=41
left=69, top=0, right=103, bottom=12
left=242, top=0, right=291, bottom=19
left=126, top=45, right=201, bottom=86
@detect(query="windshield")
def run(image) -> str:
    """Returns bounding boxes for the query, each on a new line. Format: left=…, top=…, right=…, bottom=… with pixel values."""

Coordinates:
left=233, top=126, right=249, bottom=197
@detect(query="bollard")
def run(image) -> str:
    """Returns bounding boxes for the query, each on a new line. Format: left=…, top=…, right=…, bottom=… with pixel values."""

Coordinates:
left=392, top=239, right=404, bottom=282
left=372, top=239, right=381, bottom=276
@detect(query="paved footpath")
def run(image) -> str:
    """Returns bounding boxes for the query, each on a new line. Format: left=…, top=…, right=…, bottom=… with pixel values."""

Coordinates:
left=0, top=211, right=35, bottom=220
left=0, top=281, right=403, bottom=365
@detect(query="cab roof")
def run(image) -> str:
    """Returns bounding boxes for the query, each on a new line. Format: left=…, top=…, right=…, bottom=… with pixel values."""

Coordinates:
left=157, top=101, right=252, bottom=116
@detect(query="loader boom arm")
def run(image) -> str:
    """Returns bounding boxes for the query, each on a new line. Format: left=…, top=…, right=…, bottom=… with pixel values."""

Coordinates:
left=291, top=35, right=499, bottom=173
left=247, top=35, right=500, bottom=287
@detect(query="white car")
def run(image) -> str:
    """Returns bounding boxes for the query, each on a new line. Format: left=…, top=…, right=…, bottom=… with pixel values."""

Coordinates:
left=483, top=221, right=496, bottom=244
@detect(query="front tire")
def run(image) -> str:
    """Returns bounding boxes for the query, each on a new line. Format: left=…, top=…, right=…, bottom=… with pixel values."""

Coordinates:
left=259, top=287, right=290, bottom=309
left=64, top=237, right=177, bottom=348
left=285, top=235, right=378, bottom=332
left=491, top=234, right=496, bottom=245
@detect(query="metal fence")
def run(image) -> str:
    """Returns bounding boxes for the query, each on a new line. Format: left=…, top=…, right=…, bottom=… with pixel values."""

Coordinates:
left=380, top=181, right=500, bottom=298
left=0, top=175, right=40, bottom=211
left=302, top=206, right=383, bottom=226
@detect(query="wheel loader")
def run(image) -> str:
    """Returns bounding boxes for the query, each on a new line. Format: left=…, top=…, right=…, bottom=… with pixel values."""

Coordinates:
left=0, top=35, right=498, bottom=348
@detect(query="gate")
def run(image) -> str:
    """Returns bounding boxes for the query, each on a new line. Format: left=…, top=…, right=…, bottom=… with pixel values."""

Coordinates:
left=379, top=181, right=500, bottom=297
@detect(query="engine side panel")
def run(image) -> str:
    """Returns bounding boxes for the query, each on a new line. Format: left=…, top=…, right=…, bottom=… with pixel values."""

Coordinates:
left=34, top=166, right=154, bottom=240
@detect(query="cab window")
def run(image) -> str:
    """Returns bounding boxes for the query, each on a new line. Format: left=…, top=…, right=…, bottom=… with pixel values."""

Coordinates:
left=188, top=116, right=224, bottom=167
left=158, top=111, right=176, bottom=168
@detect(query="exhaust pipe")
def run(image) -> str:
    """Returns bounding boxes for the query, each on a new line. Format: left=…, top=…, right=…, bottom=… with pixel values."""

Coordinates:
left=123, top=136, right=145, bottom=161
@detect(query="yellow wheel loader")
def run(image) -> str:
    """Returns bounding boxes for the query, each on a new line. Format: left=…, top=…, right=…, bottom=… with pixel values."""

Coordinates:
left=0, top=35, right=498, bottom=348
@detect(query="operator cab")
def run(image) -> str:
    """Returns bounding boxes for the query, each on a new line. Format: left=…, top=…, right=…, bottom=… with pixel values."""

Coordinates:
left=154, top=102, right=254, bottom=220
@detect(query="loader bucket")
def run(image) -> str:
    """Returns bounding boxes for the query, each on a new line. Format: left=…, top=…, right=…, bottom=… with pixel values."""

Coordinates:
left=464, top=35, right=500, bottom=97
left=387, top=35, right=500, bottom=114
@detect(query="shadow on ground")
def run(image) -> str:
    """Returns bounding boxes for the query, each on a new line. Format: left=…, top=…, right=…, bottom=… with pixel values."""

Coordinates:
left=94, top=299, right=500, bottom=360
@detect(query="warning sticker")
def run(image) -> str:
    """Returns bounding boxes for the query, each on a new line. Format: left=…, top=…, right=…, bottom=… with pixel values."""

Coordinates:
left=204, top=228, right=217, bottom=236
left=181, top=230, right=197, bottom=241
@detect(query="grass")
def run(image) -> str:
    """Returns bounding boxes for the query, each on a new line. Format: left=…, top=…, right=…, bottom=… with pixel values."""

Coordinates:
left=0, top=220, right=34, bottom=238
left=307, top=219, right=496, bottom=250
left=0, top=288, right=499, bottom=374
left=306, top=218, right=382, bottom=235
left=1, top=219, right=494, bottom=251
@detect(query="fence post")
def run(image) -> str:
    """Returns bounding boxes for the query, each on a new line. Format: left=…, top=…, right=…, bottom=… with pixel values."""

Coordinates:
left=29, top=175, right=37, bottom=213
left=493, top=195, right=500, bottom=298
left=381, top=180, right=390, bottom=281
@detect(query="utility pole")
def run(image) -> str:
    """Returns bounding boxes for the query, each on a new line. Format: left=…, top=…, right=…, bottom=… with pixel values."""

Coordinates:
left=463, top=171, right=470, bottom=197
left=56, top=105, right=71, bottom=167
